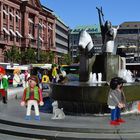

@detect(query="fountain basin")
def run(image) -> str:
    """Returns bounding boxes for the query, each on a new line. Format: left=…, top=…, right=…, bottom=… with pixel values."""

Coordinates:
left=50, top=82, right=140, bottom=114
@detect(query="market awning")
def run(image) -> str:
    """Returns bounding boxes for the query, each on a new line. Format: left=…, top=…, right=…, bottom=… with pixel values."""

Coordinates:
left=128, top=45, right=137, bottom=48
left=3, top=27, right=10, bottom=35
left=9, top=12, right=15, bottom=17
left=3, top=10, right=8, bottom=15
left=28, top=18, right=34, bottom=24
left=48, top=25, right=53, bottom=30
left=9, top=29, right=16, bottom=37
left=16, top=31, right=22, bottom=38
left=39, top=36, right=43, bottom=42
left=42, top=23, right=46, bottom=28
left=28, top=34, right=34, bottom=39
left=117, top=45, right=126, bottom=49
left=16, top=14, right=21, bottom=19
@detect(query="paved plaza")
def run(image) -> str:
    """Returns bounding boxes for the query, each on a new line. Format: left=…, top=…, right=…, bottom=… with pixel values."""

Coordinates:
left=0, top=88, right=140, bottom=139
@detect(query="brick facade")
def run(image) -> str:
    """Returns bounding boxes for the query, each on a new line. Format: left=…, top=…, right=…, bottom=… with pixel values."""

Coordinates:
left=0, top=0, right=56, bottom=63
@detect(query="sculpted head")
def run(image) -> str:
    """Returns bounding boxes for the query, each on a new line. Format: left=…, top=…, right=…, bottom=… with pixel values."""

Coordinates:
left=78, top=30, right=94, bottom=52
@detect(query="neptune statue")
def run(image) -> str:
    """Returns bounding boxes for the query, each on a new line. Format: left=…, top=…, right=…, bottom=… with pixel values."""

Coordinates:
left=96, top=7, right=119, bottom=54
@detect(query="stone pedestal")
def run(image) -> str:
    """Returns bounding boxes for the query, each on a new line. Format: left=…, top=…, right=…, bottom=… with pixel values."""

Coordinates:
left=103, top=53, right=120, bottom=81
left=79, top=54, right=89, bottom=82
left=79, top=53, right=96, bottom=82
left=85, top=53, right=122, bottom=82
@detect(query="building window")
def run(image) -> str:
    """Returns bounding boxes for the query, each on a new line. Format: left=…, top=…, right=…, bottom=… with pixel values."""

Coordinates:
left=39, top=19, right=43, bottom=38
left=3, top=27, right=10, bottom=40
left=16, top=10, right=20, bottom=23
left=10, top=14, right=12, bottom=21
left=16, top=37, right=20, bottom=42
left=3, top=32, right=7, bottom=40
left=9, top=27, right=16, bottom=41
left=16, top=16, right=18, bottom=22
left=28, top=16, right=34, bottom=39
left=3, top=5, right=8, bottom=20
left=9, top=8, right=14, bottom=22
left=29, top=23, right=34, bottom=35
left=3, top=27, right=9, bottom=41
left=10, top=34, right=14, bottom=41
left=3, top=13, right=6, bottom=19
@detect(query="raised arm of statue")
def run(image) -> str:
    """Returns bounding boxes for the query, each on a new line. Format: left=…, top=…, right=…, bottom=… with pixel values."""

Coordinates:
left=96, top=7, right=106, bottom=45
left=96, top=7, right=104, bottom=27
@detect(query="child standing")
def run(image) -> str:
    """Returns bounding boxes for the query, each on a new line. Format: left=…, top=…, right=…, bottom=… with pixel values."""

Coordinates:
left=107, top=77, right=126, bottom=125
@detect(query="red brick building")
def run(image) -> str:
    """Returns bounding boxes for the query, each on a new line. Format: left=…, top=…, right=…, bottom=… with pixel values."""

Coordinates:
left=0, top=0, right=56, bottom=63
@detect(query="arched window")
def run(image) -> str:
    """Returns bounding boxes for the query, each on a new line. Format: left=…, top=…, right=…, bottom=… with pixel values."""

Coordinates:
left=16, top=10, right=20, bottom=23
left=3, top=5, right=8, bottom=19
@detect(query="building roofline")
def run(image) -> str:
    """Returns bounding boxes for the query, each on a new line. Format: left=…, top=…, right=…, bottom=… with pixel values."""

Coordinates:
left=71, top=24, right=101, bottom=33
left=55, top=15, right=69, bottom=28
left=41, top=5, right=54, bottom=13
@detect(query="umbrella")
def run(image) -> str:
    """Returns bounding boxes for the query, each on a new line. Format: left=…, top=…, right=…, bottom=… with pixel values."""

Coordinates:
left=117, top=45, right=126, bottom=49
left=128, top=45, right=137, bottom=48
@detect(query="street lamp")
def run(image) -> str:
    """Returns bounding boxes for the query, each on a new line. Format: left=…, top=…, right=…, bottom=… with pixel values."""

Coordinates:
left=35, top=23, right=42, bottom=62
left=137, top=27, right=140, bottom=62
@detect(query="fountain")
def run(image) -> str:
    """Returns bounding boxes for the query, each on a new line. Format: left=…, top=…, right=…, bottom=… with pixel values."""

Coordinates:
left=118, top=69, right=134, bottom=83
left=50, top=7, right=140, bottom=114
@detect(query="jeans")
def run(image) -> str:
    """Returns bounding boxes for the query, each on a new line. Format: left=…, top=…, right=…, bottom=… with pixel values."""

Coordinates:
left=111, top=106, right=121, bottom=121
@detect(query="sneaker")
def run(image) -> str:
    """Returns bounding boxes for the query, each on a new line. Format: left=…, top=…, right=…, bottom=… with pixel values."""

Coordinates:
left=35, top=116, right=40, bottom=121
left=116, top=118, right=125, bottom=123
left=25, top=116, right=31, bottom=120
left=110, top=120, right=120, bottom=125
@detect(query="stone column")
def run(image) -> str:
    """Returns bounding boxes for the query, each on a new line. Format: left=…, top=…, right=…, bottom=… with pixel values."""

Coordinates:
left=79, top=54, right=89, bottom=82
left=103, top=53, right=120, bottom=81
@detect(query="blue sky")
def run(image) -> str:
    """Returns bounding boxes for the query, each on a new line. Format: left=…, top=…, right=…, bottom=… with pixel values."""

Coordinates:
left=40, top=0, right=140, bottom=29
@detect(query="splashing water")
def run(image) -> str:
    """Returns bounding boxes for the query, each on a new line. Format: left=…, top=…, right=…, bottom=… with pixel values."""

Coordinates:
left=89, top=73, right=102, bottom=83
left=118, top=69, right=134, bottom=83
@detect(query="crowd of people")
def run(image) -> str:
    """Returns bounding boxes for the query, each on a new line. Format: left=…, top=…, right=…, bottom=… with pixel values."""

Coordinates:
left=4, top=64, right=68, bottom=90
left=36, top=65, right=68, bottom=90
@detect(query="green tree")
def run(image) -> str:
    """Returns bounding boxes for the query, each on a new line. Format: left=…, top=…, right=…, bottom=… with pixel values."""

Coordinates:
left=39, top=51, right=47, bottom=63
left=39, top=51, right=54, bottom=63
left=48, top=51, right=55, bottom=63
left=61, top=53, right=72, bottom=65
left=23, top=48, right=36, bottom=64
left=74, top=55, right=80, bottom=63
left=4, top=45, right=21, bottom=63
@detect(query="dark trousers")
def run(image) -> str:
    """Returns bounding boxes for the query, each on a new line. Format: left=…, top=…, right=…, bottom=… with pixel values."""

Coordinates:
left=111, top=107, right=121, bottom=121
left=52, top=78, right=56, bottom=83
